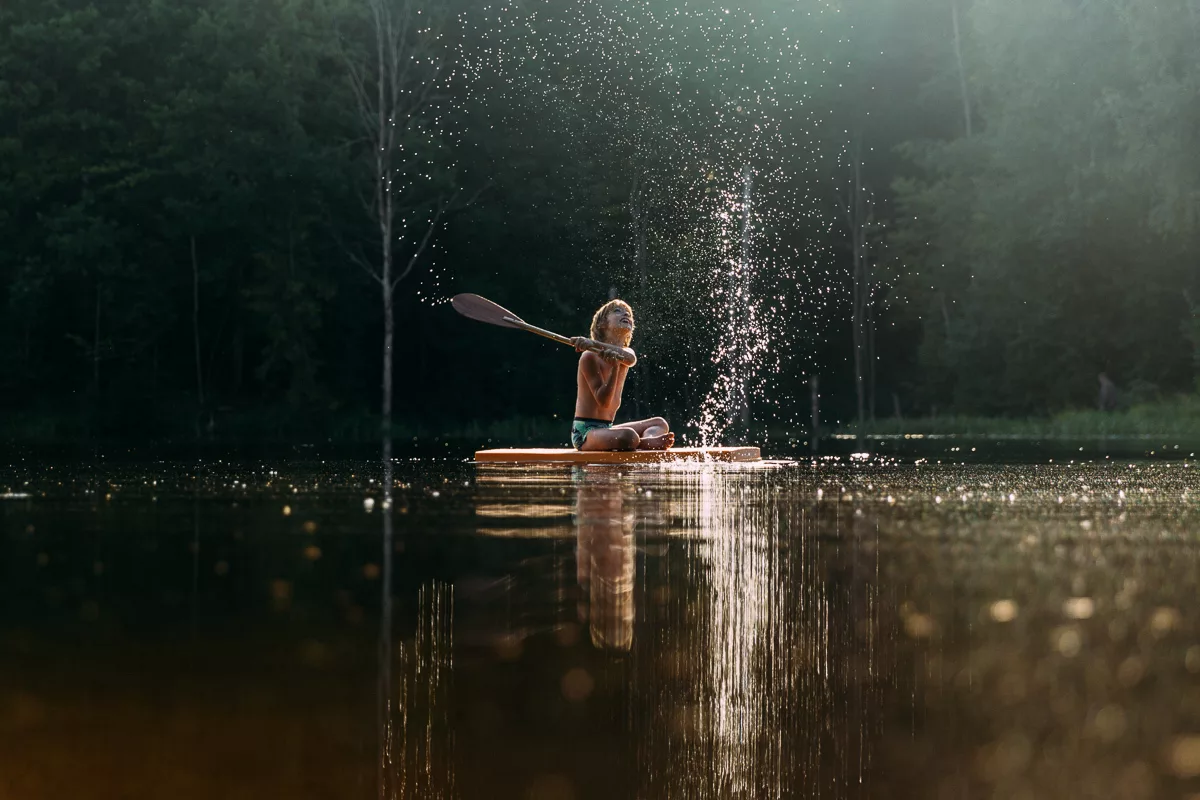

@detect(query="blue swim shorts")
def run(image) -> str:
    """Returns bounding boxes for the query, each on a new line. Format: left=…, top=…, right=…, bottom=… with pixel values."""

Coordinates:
left=570, top=417, right=613, bottom=449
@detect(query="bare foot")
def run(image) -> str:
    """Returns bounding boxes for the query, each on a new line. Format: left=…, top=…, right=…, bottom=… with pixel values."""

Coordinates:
left=638, top=432, right=675, bottom=450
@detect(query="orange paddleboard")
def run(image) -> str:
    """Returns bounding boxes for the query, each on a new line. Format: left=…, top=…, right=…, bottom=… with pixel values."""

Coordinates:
left=474, top=446, right=761, bottom=464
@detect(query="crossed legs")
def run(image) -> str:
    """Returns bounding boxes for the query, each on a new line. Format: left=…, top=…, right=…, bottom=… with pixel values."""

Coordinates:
left=581, top=417, right=675, bottom=451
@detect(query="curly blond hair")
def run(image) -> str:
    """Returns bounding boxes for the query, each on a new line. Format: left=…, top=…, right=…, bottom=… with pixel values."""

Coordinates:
left=590, top=299, right=635, bottom=344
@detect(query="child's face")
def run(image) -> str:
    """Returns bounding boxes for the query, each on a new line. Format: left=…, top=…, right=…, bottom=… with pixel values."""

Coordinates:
left=603, top=307, right=634, bottom=343
left=607, top=307, right=634, bottom=332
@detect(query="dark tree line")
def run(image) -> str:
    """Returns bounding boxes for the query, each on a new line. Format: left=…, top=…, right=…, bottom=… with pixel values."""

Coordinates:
left=889, top=0, right=1200, bottom=415
left=1, top=0, right=1197, bottom=442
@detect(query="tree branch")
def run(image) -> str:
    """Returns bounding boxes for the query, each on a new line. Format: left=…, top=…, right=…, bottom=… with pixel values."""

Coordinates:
left=393, top=192, right=455, bottom=288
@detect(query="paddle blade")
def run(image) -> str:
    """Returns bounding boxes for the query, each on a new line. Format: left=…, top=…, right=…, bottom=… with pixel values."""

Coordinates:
left=451, top=293, right=526, bottom=329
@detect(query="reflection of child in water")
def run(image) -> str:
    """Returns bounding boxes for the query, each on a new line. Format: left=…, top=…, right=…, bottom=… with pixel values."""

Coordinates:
left=574, top=471, right=635, bottom=651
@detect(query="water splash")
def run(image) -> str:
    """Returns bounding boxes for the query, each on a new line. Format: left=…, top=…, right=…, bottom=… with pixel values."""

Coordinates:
left=460, top=0, right=856, bottom=439
left=693, top=164, right=772, bottom=446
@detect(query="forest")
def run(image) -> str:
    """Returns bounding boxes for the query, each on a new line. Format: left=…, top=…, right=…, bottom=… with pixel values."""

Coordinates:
left=2, top=0, right=1198, bottom=443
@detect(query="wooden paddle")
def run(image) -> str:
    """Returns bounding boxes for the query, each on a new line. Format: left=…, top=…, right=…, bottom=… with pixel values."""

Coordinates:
left=450, top=293, right=619, bottom=358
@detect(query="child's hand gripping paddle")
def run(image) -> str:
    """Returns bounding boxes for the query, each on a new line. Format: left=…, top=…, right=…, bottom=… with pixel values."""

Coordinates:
left=450, top=294, right=628, bottom=362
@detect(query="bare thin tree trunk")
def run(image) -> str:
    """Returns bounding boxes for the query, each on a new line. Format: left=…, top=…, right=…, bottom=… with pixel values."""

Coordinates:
left=867, top=227, right=877, bottom=424
left=93, top=284, right=102, bottom=394
left=382, top=287, right=394, bottom=439
left=373, top=2, right=396, bottom=759
left=868, top=304, right=877, bottom=423
left=836, top=134, right=872, bottom=442
left=362, top=15, right=399, bottom=784
left=191, top=235, right=204, bottom=410
left=231, top=262, right=244, bottom=397
left=951, top=0, right=973, bottom=138
left=374, top=0, right=395, bottom=448
left=344, top=0, right=476, bottom=472
left=851, top=147, right=867, bottom=439
left=810, top=375, right=820, bottom=454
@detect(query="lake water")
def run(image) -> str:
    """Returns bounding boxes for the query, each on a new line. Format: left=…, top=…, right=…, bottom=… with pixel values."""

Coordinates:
left=3, top=450, right=1200, bottom=799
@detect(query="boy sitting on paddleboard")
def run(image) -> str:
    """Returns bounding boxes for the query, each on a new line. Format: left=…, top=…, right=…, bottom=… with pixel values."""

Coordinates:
left=568, top=300, right=675, bottom=451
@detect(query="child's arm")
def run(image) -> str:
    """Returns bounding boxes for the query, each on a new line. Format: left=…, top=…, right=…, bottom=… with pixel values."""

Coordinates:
left=571, top=337, right=637, bottom=367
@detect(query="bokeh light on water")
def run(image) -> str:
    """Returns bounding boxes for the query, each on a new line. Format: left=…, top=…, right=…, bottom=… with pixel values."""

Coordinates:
left=1, top=454, right=1200, bottom=797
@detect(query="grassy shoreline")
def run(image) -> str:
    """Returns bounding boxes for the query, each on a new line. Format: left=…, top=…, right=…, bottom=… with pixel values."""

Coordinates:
left=3, top=396, right=1199, bottom=448
left=836, top=395, right=1200, bottom=440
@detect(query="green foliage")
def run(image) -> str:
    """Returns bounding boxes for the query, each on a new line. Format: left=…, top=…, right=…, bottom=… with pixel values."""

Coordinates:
left=1186, top=293, right=1200, bottom=390
left=0, top=0, right=1197, bottom=442
left=890, top=0, right=1200, bottom=415
left=845, top=394, right=1200, bottom=440
left=0, top=0, right=412, bottom=427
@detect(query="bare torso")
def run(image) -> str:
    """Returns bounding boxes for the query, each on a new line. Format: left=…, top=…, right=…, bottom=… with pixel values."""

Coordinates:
left=574, top=351, right=627, bottom=420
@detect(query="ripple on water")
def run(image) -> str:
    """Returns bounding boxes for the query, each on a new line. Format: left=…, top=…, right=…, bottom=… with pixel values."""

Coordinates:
left=2, top=454, right=1199, bottom=798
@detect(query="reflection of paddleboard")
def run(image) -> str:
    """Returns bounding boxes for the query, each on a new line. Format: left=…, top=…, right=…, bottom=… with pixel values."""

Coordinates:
left=474, top=446, right=761, bottom=464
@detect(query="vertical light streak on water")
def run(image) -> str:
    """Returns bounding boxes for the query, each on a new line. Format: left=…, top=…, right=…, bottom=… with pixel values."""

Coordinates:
left=634, top=470, right=791, bottom=795
left=379, top=508, right=393, bottom=799
left=380, top=431, right=396, bottom=798
left=386, top=579, right=455, bottom=800
left=699, top=468, right=775, bottom=794
left=636, top=471, right=885, bottom=798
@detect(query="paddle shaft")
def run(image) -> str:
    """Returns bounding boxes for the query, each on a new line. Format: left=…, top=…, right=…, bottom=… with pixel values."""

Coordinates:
left=505, top=315, right=631, bottom=363
left=502, top=315, right=573, bottom=347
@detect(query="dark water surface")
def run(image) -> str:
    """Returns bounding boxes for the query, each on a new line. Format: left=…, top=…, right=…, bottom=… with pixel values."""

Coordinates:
left=3, top=453, right=1200, bottom=799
